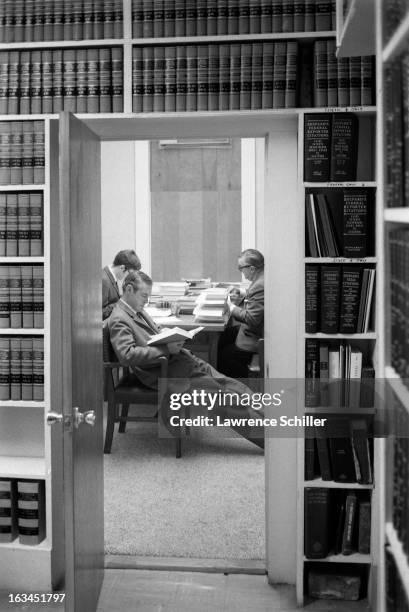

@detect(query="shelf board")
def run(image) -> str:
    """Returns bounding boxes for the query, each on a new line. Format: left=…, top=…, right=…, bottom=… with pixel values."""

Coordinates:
left=0, top=257, right=44, bottom=263
left=304, top=332, right=377, bottom=339
left=0, top=455, right=46, bottom=479
left=0, top=400, right=45, bottom=408
left=132, top=31, right=337, bottom=45
left=0, top=38, right=124, bottom=50
left=304, top=479, right=373, bottom=489
left=383, top=11, right=409, bottom=63
left=385, top=366, right=409, bottom=413
left=304, top=182, right=376, bottom=188
left=384, top=208, right=409, bottom=224
left=337, top=0, right=375, bottom=58
left=0, top=329, right=44, bottom=335
left=0, top=185, right=45, bottom=191
left=385, top=523, right=409, bottom=603
left=304, top=257, right=377, bottom=264
left=0, top=539, right=51, bottom=551
left=304, top=553, right=371, bottom=564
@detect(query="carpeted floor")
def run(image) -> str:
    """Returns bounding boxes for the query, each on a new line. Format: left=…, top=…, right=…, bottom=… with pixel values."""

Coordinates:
left=104, top=418, right=265, bottom=560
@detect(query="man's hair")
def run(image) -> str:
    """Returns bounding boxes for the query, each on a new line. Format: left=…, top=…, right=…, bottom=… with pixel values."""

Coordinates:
left=112, top=249, right=141, bottom=271
left=122, top=271, right=153, bottom=292
left=240, top=249, right=264, bottom=269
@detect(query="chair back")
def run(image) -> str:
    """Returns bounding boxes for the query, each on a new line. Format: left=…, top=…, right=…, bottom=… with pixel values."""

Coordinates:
left=103, top=322, right=117, bottom=364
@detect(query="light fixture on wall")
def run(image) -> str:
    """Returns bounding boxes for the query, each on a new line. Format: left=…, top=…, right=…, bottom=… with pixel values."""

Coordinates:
left=158, top=138, right=232, bottom=149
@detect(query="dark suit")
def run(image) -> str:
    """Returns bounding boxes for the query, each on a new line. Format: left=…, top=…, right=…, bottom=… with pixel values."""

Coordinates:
left=102, top=266, right=121, bottom=320
left=218, top=270, right=264, bottom=377
left=108, top=300, right=264, bottom=448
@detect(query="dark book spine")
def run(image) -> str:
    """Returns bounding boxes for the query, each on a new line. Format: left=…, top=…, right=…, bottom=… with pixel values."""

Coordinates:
left=63, top=0, right=74, bottom=40
left=0, top=122, right=11, bottom=185
left=229, top=44, right=241, bottom=111
left=164, top=46, right=177, bottom=112
left=24, top=0, right=35, bottom=42
left=261, top=42, right=274, bottom=109
left=132, top=46, right=144, bottom=113
left=361, top=56, right=374, bottom=106
left=43, top=0, right=54, bottom=40
left=175, top=0, right=186, bottom=37
left=54, top=0, right=65, bottom=40
left=99, top=48, right=112, bottom=112
left=240, top=44, right=253, bottom=111
left=0, top=195, right=6, bottom=255
left=227, top=0, right=239, bottom=34
left=33, top=0, right=44, bottom=42
left=21, top=266, right=34, bottom=329
left=76, top=49, right=88, bottom=113
left=142, top=0, right=154, bottom=38
left=285, top=41, right=298, bottom=108
left=0, top=52, right=8, bottom=115
left=86, top=48, right=100, bottom=113
left=9, top=266, right=21, bottom=328
left=339, top=266, right=362, bottom=333
left=304, top=436, right=316, bottom=480
left=282, top=0, right=294, bottom=33
left=52, top=50, right=64, bottom=113
left=305, top=265, right=319, bottom=333
left=207, top=0, right=218, bottom=35
left=153, top=47, right=165, bottom=113
left=315, top=428, right=332, bottom=480
left=314, top=40, right=328, bottom=107
left=320, top=265, right=341, bottom=334
left=304, top=487, right=330, bottom=558
left=342, top=190, right=368, bottom=258
left=6, top=194, right=18, bottom=256
left=83, top=0, right=94, bottom=39
left=349, top=57, right=361, bottom=106
left=10, top=338, right=21, bottom=400
left=142, top=46, right=154, bottom=112
left=0, top=267, right=10, bottom=329
left=341, top=492, right=357, bottom=554
left=337, top=57, right=350, bottom=107
left=33, top=267, right=44, bottom=330
left=22, top=122, right=34, bottom=185
left=305, top=338, right=320, bottom=407
left=154, top=0, right=165, bottom=37
left=329, top=421, right=357, bottom=482
left=93, top=0, right=104, bottom=38
left=7, top=51, right=20, bottom=115
left=303, top=114, right=331, bottom=182
left=63, top=49, right=77, bottom=113
left=358, top=500, right=371, bottom=554
left=219, top=45, right=230, bottom=111
left=260, top=1, right=272, bottom=33
left=111, top=47, right=123, bottom=113
left=249, top=0, right=261, bottom=33
left=271, top=0, right=283, bottom=33
left=0, top=338, right=10, bottom=400
left=196, top=0, right=207, bottom=35
left=208, top=45, right=219, bottom=111
left=41, top=50, right=54, bottom=114
left=30, top=50, right=43, bottom=115
left=17, top=193, right=30, bottom=257
left=304, top=0, right=315, bottom=31
left=197, top=45, right=209, bottom=111
left=327, top=39, right=338, bottom=107
left=315, top=0, right=331, bottom=31
left=217, top=0, right=228, bottom=34
left=293, top=0, right=305, bottom=31
left=164, top=0, right=175, bottom=37
left=330, top=114, right=359, bottom=181
left=351, top=418, right=373, bottom=484
left=32, top=337, right=44, bottom=401
left=113, top=0, right=123, bottom=38
left=29, top=193, right=43, bottom=255
left=176, top=46, right=187, bottom=112
left=251, top=43, right=263, bottom=110
left=273, top=42, right=286, bottom=109
left=238, top=0, right=250, bottom=34
left=10, top=122, right=23, bottom=186
left=72, top=0, right=84, bottom=40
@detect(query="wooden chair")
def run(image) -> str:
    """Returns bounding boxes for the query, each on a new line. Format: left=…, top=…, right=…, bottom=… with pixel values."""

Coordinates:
left=103, top=324, right=182, bottom=457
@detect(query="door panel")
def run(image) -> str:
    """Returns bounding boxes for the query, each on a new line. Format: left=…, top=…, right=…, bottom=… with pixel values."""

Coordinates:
left=59, top=112, right=103, bottom=612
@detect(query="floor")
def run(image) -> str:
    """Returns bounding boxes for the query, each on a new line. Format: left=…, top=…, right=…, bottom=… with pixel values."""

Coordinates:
left=0, top=569, right=372, bottom=612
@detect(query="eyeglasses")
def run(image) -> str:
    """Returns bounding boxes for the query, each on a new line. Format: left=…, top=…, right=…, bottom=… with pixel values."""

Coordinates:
left=238, top=265, right=251, bottom=271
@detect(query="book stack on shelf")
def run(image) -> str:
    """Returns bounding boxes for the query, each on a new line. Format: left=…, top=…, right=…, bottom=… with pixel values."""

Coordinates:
left=132, top=42, right=375, bottom=112
left=0, top=478, right=45, bottom=546
left=0, top=336, right=44, bottom=401
left=300, top=102, right=377, bottom=604
left=132, top=0, right=337, bottom=37
left=0, top=0, right=123, bottom=42
left=0, top=48, right=123, bottom=114
left=0, top=195, right=43, bottom=256
left=0, top=122, right=45, bottom=185
left=0, top=266, right=44, bottom=330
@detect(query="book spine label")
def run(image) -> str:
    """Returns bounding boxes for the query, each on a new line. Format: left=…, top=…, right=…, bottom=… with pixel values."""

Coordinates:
left=63, top=49, right=77, bottom=112
left=9, top=268, right=22, bottom=329
left=262, top=43, right=274, bottom=109
left=339, top=266, right=362, bottom=333
left=33, top=267, right=44, bottom=329
left=303, top=114, right=331, bottom=182
left=22, top=122, right=34, bottom=185
left=30, top=50, right=43, bottom=115
left=8, top=52, right=20, bottom=115
left=218, top=45, right=230, bottom=111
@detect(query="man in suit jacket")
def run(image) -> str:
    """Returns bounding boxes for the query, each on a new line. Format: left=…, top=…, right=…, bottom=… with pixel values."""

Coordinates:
left=217, top=249, right=264, bottom=378
left=108, top=271, right=264, bottom=449
left=102, top=249, right=141, bottom=320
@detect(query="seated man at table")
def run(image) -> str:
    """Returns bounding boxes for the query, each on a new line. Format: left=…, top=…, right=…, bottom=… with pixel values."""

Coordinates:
left=108, top=271, right=264, bottom=449
left=218, top=249, right=264, bottom=378
left=102, top=249, right=141, bottom=320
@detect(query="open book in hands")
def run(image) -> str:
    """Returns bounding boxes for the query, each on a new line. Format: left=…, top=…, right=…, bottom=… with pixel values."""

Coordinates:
left=146, top=326, right=204, bottom=346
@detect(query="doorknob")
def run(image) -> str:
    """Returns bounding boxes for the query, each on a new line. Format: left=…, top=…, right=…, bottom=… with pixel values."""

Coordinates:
left=73, top=407, right=96, bottom=428
left=46, top=411, right=64, bottom=426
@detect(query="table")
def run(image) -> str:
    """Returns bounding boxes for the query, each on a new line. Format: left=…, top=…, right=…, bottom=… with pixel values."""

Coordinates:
left=150, top=313, right=227, bottom=368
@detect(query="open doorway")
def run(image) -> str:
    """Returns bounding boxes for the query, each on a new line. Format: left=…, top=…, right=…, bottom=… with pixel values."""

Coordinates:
left=101, top=136, right=266, bottom=567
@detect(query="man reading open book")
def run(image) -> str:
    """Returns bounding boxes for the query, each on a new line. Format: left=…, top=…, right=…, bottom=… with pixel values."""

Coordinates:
left=108, top=271, right=264, bottom=449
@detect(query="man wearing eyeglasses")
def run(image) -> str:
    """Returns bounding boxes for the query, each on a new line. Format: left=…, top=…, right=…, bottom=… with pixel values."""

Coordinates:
left=217, top=249, right=264, bottom=378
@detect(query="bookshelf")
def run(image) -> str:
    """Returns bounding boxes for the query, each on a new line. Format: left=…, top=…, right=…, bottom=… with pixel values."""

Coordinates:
left=377, top=0, right=409, bottom=609
left=0, top=0, right=378, bottom=600
left=296, top=103, right=380, bottom=606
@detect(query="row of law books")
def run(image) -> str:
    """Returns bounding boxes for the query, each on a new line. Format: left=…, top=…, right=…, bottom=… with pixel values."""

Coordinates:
left=386, top=547, right=409, bottom=612
left=391, top=394, right=409, bottom=566
left=0, top=337, right=44, bottom=401
left=0, top=479, right=45, bottom=545
left=0, top=0, right=123, bottom=43
left=312, top=41, right=374, bottom=108
left=0, top=122, right=45, bottom=186
left=384, top=56, right=409, bottom=208
left=193, top=287, right=228, bottom=322
left=0, top=266, right=44, bottom=330
left=132, top=0, right=336, bottom=38
left=304, top=488, right=371, bottom=559
left=390, top=229, right=409, bottom=387
left=305, top=416, right=373, bottom=484
left=304, top=113, right=362, bottom=182
left=132, top=41, right=299, bottom=112
left=305, top=189, right=373, bottom=259
left=0, top=194, right=43, bottom=256
left=305, top=340, right=375, bottom=409
left=305, top=265, right=375, bottom=334
left=0, top=48, right=123, bottom=115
